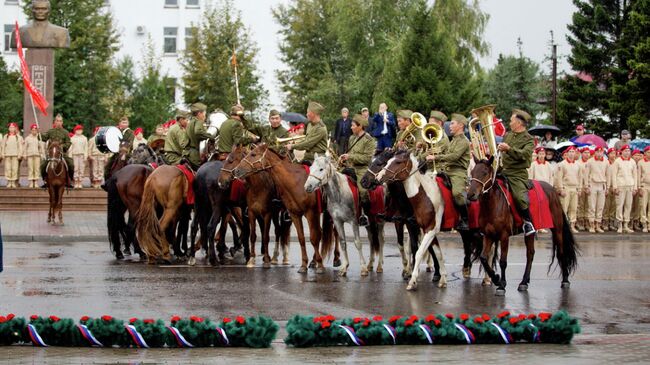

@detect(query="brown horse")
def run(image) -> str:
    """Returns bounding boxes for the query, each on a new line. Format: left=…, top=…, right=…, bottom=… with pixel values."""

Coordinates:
left=467, top=156, right=579, bottom=295
left=233, top=144, right=334, bottom=273
left=218, top=146, right=292, bottom=268
left=104, top=141, right=131, bottom=182
left=45, top=141, right=67, bottom=225
left=136, top=165, right=191, bottom=263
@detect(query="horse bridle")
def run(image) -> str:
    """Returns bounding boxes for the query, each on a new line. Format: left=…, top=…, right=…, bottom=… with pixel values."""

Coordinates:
left=237, top=149, right=273, bottom=178
left=380, top=158, right=416, bottom=184
left=46, top=146, right=65, bottom=177
left=308, top=161, right=334, bottom=187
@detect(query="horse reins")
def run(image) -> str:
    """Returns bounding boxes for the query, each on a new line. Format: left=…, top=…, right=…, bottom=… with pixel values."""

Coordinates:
left=46, top=146, right=65, bottom=177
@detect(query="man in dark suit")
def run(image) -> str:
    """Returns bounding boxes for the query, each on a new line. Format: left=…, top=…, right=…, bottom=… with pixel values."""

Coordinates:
left=333, top=107, right=352, bottom=155
left=370, top=103, right=396, bottom=151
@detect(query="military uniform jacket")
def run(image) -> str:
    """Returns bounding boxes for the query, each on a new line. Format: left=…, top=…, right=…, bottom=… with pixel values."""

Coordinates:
left=554, top=160, right=583, bottom=190
left=529, top=160, right=554, bottom=185
left=395, top=129, right=422, bottom=152
left=218, top=118, right=254, bottom=153
left=69, top=134, right=88, bottom=158
left=637, top=159, right=650, bottom=188
left=24, top=134, right=44, bottom=157
left=500, top=130, right=534, bottom=176
left=262, top=125, right=289, bottom=144
left=585, top=157, right=609, bottom=186
left=419, top=129, right=450, bottom=170
left=164, top=124, right=189, bottom=159
left=2, top=134, right=24, bottom=157
left=186, top=117, right=214, bottom=150
left=347, top=132, right=377, bottom=176
left=41, top=127, right=71, bottom=152
left=611, top=158, right=637, bottom=189
left=435, top=133, right=470, bottom=176
left=292, top=121, right=328, bottom=161
left=147, top=134, right=165, bottom=144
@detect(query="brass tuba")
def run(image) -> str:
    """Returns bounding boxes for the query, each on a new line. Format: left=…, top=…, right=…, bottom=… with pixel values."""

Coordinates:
left=468, top=104, right=499, bottom=168
left=420, top=123, right=444, bottom=174
left=396, top=112, right=427, bottom=143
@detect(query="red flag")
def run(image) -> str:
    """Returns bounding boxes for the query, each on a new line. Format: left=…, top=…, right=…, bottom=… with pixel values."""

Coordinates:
left=492, top=116, right=506, bottom=137
left=15, top=21, right=49, bottom=116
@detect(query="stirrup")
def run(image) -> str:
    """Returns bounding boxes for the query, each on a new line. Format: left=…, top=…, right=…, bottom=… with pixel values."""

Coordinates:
left=523, top=221, right=536, bottom=236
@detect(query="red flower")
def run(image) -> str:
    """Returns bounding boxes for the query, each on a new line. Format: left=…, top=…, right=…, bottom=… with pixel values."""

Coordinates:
left=373, top=316, right=383, bottom=321
left=404, top=319, right=414, bottom=327
left=433, top=319, right=442, bottom=327
left=527, top=314, right=537, bottom=320
left=409, top=315, right=418, bottom=321
left=538, top=312, right=552, bottom=322
left=482, top=314, right=491, bottom=321
left=497, top=311, right=510, bottom=319
left=7, top=314, right=15, bottom=321
left=474, top=317, right=484, bottom=324
left=362, top=319, right=370, bottom=327
left=424, top=314, right=436, bottom=322
left=518, top=314, right=526, bottom=321
left=80, top=316, right=90, bottom=322
left=321, top=321, right=331, bottom=329
left=223, top=317, right=232, bottom=324
left=445, top=313, right=454, bottom=319
left=143, top=319, right=154, bottom=324
left=460, top=313, right=469, bottom=321
left=30, top=315, right=39, bottom=321
left=129, top=318, right=138, bottom=324
left=353, top=317, right=362, bottom=324
left=388, top=316, right=402, bottom=324
left=190, top=315, right=198, bottom=322
left=171, top=315, right=181, bottom=323
left=509, top=317, right=519, bottom=325
left=235, top=316, right=246, bottom=325
left=49, top=315, right=60, bottom=322
left=0, top=316, right=6, bottom=323
left=324, top=315, right=336, bottom=321
left=101, top=315, right=113, bottom=322
left=313, top=317, right=321, bottom=323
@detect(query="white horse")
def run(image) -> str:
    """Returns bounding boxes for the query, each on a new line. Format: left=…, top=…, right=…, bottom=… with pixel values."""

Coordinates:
left=305, top=154, right=368, bottom=277
left=377, top=151, right=447, bottom=290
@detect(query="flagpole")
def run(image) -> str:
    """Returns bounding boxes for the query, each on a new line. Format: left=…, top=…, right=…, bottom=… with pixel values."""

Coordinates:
left=232, top=48, right=241, bottom=105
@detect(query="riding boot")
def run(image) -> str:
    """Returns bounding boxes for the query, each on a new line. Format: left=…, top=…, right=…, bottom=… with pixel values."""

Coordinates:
left=67, top=169, right=74, bottom=188
left=40, top=174, right=48, bottom=189
left=519, top=208, right=536, bottom=236
left=358, top=201, right=370, bottom=226
left=455, top=203, right=470, bottom=231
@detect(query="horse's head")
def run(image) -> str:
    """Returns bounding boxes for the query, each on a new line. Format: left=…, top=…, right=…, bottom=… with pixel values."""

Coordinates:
left=118, top=141, right=131, bottom=161
left=467, top=155, right=495, bottom=201
left=47, top=141, right=62, bottom=159
left=377, top=149, right=415, bottom=184
left=361, top=148, right=394, bottom=189
left=304, top=153, right=334, bottom=193
left=218, top=146, right=246, bottom=189
left=128, top=144, right=155, bottom=165
left=233, top=143, right=272, bottom=179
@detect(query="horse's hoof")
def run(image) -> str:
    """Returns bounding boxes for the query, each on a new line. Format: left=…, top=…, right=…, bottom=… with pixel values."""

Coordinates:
left=315, top=267, right=325, bottom=274
left=282, top=259, right=290, bottom=266
left=426, top=267, right=432, bottom=273
left=188, top=257, right=196, bottom=266
left=360, top=268, right=369, bottom=277
left=495, top=288, right=506, bottom=296
left=462, top=267, right=471, bottom=279
left=308, top=261, right=316, bottom=269
left=376, top=266, right=383, bottom=273
left=438, top=281, right=447, bottom=288
left=561, top=281, right=571, bottom=289
left=115, top=252, right=124, bottom=260
left=333, top=259, right=342, bottom=267
left=432, top=274, right=441, bottom=282
left=482, top=278, right=492, bottom=286
left=246, top=258, right=255, bottom=268
left=297, top=266, right=308, bottom=274
left=271, top=258, right=278, bottom=265
left=123, top=249, right=132, bottom=256
left=338, top=270, right=347, bottom=277
left=518, top=284, right=528, bottom=292
left=263, top=262, right=271, bottom=269
left=229, top=247, right=237, bottom=258
left=402, top=271, right=411, bottom=281
left=406, top=283, right=417, bottom=291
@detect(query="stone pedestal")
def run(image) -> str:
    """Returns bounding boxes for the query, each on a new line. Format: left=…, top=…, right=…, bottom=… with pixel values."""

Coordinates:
left=23, top=48, right=54, bottom=134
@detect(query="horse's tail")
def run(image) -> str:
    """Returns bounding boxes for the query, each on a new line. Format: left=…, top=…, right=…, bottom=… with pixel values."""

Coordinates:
left=320, top=209, right=335, bottom=259
left=106, top=177, right=126, bottom=254
left=550, top=212, right=580, bottom=276
left=369, top=219, right=380, bottom=255
left=136, top=177, right=165, bottom=259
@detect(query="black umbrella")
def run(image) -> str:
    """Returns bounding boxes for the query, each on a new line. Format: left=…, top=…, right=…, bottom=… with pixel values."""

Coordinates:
left=281, top=112, right=307, bottom=123
left=528, top=124, right=561, bottom=137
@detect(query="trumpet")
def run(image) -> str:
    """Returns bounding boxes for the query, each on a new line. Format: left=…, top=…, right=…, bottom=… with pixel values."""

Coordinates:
left=275, top=135, right=306, bottom=145
left=420, top=123, right=444, bottom=174
left=396, top=112, right=427, bottom=144
left=244, top=130, right=260, bottom=141
left=468, top=104, right=499, bottom=169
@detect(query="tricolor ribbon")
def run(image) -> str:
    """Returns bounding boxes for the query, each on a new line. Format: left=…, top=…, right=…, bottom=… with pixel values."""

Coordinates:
left=167, top=326, right=194, bottom=348
left=337, top=325, right=364, bottom=346
left=418, top=324, right=434, bottom=344
left=383, top=324, right=396, bottom=345
left=490, top=322, right=513, bottom=344
left=454, top=323, right=475, bottom=344
left=529, top=323, right=541, bottom=343
left=77, top=324, right=104, bottom=347
left=215, top=326, right=230, bottom=346
left=27, top=324, right=48, bottom=347
left=125, top=324, right=149, bottom=348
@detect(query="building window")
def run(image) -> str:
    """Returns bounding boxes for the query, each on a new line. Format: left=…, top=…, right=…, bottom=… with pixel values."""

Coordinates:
left=5, top=0, right=19, bottom=5
left=163, top=27, right=177, bottom=54
left=164, top=0, right=178, bottom=7
left=184, top=27, right=196, bottom=48
left=186, top=0, right=199, bottom=7
left=4, top=24, right=15, bottom=52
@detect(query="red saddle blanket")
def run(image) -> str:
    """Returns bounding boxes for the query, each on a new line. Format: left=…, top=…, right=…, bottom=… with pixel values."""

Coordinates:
left=436, top=177, right=480, bottom=230
left=229, top=179, right=247, bottom=202
left=302, top=165, right=323, bottom=213
left=496, top=179, right=554, bottom=230
left=368, top=185, right=385, bottom=216
left=176, top=164, right=195, bottom=205
left=345, top=176, right=361, bottom=219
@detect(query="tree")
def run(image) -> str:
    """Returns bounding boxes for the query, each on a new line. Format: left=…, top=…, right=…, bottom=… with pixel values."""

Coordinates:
left=181, top=0, right=267, bottom=113
left=485, top=41, right=548, bottom=122
left=23, top=0, right=120, bottom=131
left=104, top=57, right=136, bottom=122
left=624, top=0, right=650, bottom=137
left=0, top=58, right=23, bottom=132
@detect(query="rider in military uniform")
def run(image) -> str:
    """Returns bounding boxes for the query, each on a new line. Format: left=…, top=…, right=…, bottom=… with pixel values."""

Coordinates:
left=419, top=110, right=449, bottom=170
left=286, top=101, right=328, bottom=164
left=498, top=108, right=536, bottom=236
left=185, top=102, right=215, bottom=169
left=339, top=113, right=377, bottom=226
left=262, top=109, right=289, bottom=148
left=394, top=110, right=422, bottom=152
left=217, top=105, right=259, bottom=159
left=426, top=113, right=471, bottom=230
left=103, top=116, right=135, bottom=180
left=164, top=110, right=190, bottom=165
left=40, top=114, right=74, bottom=188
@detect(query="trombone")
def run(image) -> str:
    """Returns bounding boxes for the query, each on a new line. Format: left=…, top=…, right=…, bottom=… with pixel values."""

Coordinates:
left=420, top=123, right=444, bottom=174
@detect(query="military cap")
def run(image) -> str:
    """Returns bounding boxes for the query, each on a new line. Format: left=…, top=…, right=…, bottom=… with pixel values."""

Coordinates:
left=352, top=114, right=368, bottom=128
left=269, top=109, right=281, bottom=117
left=175, top=109, right=190, bottom=119
left=230, top=104, right=245, bottom=116
left=307, top=101, right=325, bottom=115
left=360, top=107, right=369, bottom=113
left=190, top=102, right=207, bottom=113
left=396, top=109, right=413, bottom=119
left=512, top=109, right=531, bottom=124
left=429, top=110, right=448, bottom=122
left=451, top=113, right=468, bottom=125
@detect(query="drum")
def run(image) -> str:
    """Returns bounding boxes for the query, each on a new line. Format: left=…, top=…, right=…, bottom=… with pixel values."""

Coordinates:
left=95, top=126, right=123, bottom=153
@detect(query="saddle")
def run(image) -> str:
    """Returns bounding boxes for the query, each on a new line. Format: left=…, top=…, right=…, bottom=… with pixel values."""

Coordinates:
left=436, top=172, right=452, bottom=190
left=176, top=163, right=196, bottom=205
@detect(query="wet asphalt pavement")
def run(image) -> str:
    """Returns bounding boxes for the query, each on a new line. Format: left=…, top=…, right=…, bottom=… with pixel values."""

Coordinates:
left=1, top=230, right=649, bottom=363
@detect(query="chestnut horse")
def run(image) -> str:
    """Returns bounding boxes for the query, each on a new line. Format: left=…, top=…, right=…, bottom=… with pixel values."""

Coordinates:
left=218, top=146, right=291, bottom=268
left=45, top=142, right=67, bottom=225
left=233, top=144, right=334, bottom=273
left=467, top=156, right=579, bottom=295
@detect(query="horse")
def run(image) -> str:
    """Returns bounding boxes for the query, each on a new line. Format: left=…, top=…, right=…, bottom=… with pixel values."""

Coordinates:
left=106, top=145, right=162, bottom=259
left=305, top=154, right=380, bottom=277
left=218, top=146, right=291, bottom=268
left=467, top=156, right=579, bottom=295
left=45, top=141, right=67, bottom=225
left=233, top=144, right=334, bottom=274
left=136, top=164, right=193, bottom=263
left=104, top=141, right=132, bottom=181
left=377, top=150, right=447, bottom=290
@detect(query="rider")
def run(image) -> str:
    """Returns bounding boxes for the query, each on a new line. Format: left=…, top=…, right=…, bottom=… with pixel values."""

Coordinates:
left=164, top=110, right=190, bottom=165
left=393, top=110, right=422, bottom=152
left=498, top=108, right=536, bottom=236
left=40, top=114, right=74, bottom=188
left=426, top=113, right=471, bottom=230
left=185, top=102, right=215, bottom=170
left=419, top=110, right=449, bottom=171
left=339, top=114, right=377, bottom=226
left=262, top=109, right=289, bottom=150
left=216, top=105, right=260, bottom=160
left=286, top=101, right=328, bottom=165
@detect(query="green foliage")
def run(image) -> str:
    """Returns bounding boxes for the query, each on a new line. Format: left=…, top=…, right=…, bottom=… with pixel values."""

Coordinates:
left=625, top=0, right=650, bottom=136
left=23, top=0, right=120, bottom=131
left=181, top=0, right=268, bottom=112
left=0, top=58, right=23, bottom=131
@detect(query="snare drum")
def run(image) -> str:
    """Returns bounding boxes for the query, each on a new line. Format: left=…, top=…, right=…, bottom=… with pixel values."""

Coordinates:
left=95, top=126, right=123, bottom=153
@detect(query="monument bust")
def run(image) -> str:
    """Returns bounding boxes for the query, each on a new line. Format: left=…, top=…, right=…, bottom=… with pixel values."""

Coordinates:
left=10, top=0, right=70, bottom=49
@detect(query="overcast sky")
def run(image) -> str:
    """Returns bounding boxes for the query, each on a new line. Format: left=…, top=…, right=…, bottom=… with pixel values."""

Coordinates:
left=233, top=0, right=578, bottom=107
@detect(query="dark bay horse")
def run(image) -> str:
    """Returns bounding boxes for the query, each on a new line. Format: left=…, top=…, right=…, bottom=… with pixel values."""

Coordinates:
left=104, top=141, right=132, bottom=182
left=218, top=146, right=291, bottom=268
left=467, top=156, right=579, bottom=295
left=45, top=142, right=67, bottom=225
left=233, top=144, right=334, bottom=274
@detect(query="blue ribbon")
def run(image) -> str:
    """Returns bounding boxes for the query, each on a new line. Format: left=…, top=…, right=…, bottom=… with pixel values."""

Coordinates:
left=77, top=324, right=104, bottom=347
left=490, top=322, right=513, bottom=344
left=338, top=325, right=364, bottom=346
left=167, top=326, right=194, bottom=348
left=125, top=324, right=149, bottom=348
left=454, top=323, right=475, bottom=344
left=419, top=324, right=434, bottom=344
left=27, top=324, right=48, bottom=347
left=383, top=324, right=396, bottom=345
